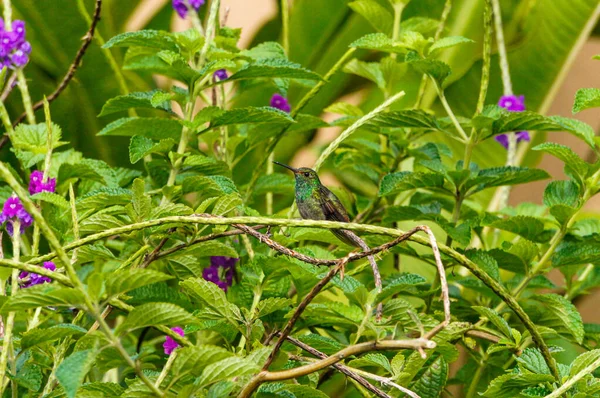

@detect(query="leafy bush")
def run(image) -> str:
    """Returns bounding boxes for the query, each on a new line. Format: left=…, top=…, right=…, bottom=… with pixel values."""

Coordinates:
left=0, top=0, right=599, bottom=397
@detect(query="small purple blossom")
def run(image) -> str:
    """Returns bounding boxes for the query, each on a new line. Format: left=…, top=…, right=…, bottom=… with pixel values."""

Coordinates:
left=19, top=261, right=55, bottom=288
left=203, top=256, right=238, bottom=292
left=495, top=94, right=530, bottom=149
left=270, top=93, right=291, bottom=113
left=0, top=195, right=32, bottom=236
left=0, top=18, right=30, bottom=69
left=163, top=326, right=185, bottom=355
left=29, top=170, right=57, bottom=195
left=213, top=69, right=228, bottom=81
left=172, top=0, right=205, bottom=19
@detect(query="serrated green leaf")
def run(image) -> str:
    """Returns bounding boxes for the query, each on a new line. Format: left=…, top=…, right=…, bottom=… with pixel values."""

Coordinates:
left=129, top=178, right=151, bottom=222
left=14, top=363, right=42, bottom=391
left=182, top=175, right=239, bottom=196
left=573, top=88, right=600, bottom=113
left=348, top=353, right=392, bottom=373
left=2, top=284, right=85, bottom=311
left=225, top=59, right=321, bottom=82
left=119, top=302, right=199, bottom=332
left=343, top=58, right=386, bottom=90
left=208, top=107, right=295, bottom=130
left=98, top=117, right=182, bottom=140
left=124, top=47, right=199, bottom=84
left=570, top=349, right=600, bottom=377
left=21, top=324, right=87, bottom=350
left=473, top=306, right=511, bottom=338
left=428, top=36, right=474, bottom=55
left=348, top=0, right=394, bottom=35
left=255, top=297, right=293, bottom=318
left=31, top=191, right=69, bottom=209
left=533, top=143, right=588, bottom=178
left=99, top=91, right=172, bottom=116
left=552, top=241, right=600, bottom=267
left=375, top=273, right=426, bottom=303
left=253, top=173, right=294, bottom=196
left=543, top=180, right=580, bottom=225
left=516, top=348, right=551, bottom=375
left=406, top=52, right=452, bottom=85
left=129, top=136, right=176, bottom=164
left=197, top=357, right=259, bottom=387
left=379, top=171, right=445, bottom=196
left=466, top=167, right=550, bottom=194
left=531, top=294, right=584, bottom=343
left=180, top=278, right=241, bottom=324
left=280, top=385, right=330, bottom=398
left=482, top=373, right=555, bottom=398
left=296, top=334, right=345, bottom=355
left=489, top=216, right=549, bottom=243
left=103, top=30, right=178, bottom=51
left=465, top=250, right=501, bottom=282
left=370, top=109, right=441, bottom=129
left=56, top=349, right=99, bottom=398
left=172, top=345, right=234, bottom=377
left=212, top=193, right=243, bottom=216
left=79, top=213, right=125, bottom=235
left=412, top=356, right=448, bottom=398
left=105, top=269, right=173, bottom=298
left=11, top=122, right=66, bottom=153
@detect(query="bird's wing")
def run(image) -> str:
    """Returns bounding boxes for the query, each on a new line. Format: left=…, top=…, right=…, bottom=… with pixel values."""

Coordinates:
left=318, top=185, right=350, bottom=223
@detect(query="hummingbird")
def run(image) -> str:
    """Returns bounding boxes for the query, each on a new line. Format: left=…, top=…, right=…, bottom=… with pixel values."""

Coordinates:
left=273, top=161, right=383, bottom=318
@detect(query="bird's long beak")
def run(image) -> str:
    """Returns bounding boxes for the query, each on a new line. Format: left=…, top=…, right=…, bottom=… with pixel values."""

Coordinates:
left=273, top=161, right=298, bottom=173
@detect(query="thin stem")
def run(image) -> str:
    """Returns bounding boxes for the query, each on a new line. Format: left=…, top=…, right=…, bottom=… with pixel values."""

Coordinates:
left=0, top=101, right=14, bottom=134
left=465, top=352, right=488, bottom=398
left=433, top=82, right=468, bottom=141
left=0, top=219, right=20, bottom=395
left=2, top=0, right=11, bottom=24
left=16, top=69, right=35, bottom=124
left=546, top=355, right=600, bottom=398
left=281, top=0, right=290, bottom=54
left=155, top=350, right=177, bottom=389
left=198, top=0, right=220, bottom=66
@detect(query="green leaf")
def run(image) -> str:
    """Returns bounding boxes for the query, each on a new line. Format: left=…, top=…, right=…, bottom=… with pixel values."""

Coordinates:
left=406, top=52, right=452, bottom=85
left=516, top=348, right=551, bottom=375
left=552, top=241, right=600, bottom=267
left=11, top=122, right=66, bottom=153
left=97, top=117, right=182, bottom=140
left=412, top=356, right=448, bottom=398
left=296, top=334, right=345, bottom=355
left=255, top=297, right=293, bottom=318
left=375, top=273, right=427, bottom=303
left=280, top=385, right=330, bottom=398
left=465, top=250, right=501, bottom=282
left=227, top=59, right=322, bottom=82
left=543, top=180, right=580, bottom=224
left=473, top=306, right=512, bottom=338
left=531, top=294, right=584, bottom=344
left=59, top=158, right=117, bottom=187
left=180, top=278, right=241, bottom=323
left=2, top=285, right=85, bottom=311
left=56, top=349, right=99, bottom=398
left=489, top=216, right=549, bottom=243
left=105, top=269, right=173, bottom=298
left=125, top=47, right=200, bottom=84
left=197, top=357, right=260, bottom=387
left=31, top=192, right=70, bottom=209
left=533, top=143, right=588, bottom=178
left=343, top=58, right=386, bottom=90
left=379, top=171, right=445, bottom=196
left=182, top=176, right=239, bottom=196
left=348, top=353, right=392, bottom=373
left=119, top=302, right=199, bottom=332
left=15, top=363, right=42, bottom=391
left=466, top=167, right=550, bottom=194
left=350, top=33, right=400, bottom=53
left=428, top=36, right=474, bottom=55
left=103, top=30, right=178, bottom=51
left=348, top=0, right=393, bottom=35
left=573, top=88, right=600, bottom=113
left=174, top=241, right=238, bottom=259
left=482, top=373, right=555, bottom=398
left=209, top=107, right=295, bottom=130
left=129, top=136, right=176, bottom=164
left=369, top=109, right=441, bottom=129
left=570, top=349, right=600, bottom=377
left=99, top=91, right=172, bottom=116
left=21, top=324, right=87, bottom=350
left=172, top=345, right=234, bottom=377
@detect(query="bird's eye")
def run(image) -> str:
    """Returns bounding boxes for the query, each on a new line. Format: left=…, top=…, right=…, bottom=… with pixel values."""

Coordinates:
left=304, top=172, right=310, bottom=177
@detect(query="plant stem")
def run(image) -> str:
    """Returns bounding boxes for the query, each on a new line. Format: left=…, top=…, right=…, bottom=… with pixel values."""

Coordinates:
left=546, top=355, right=600, bottom=398
left=465, top=354, right=487, bottom=398
left=155, top=350, right=177, bottom=389
left=433, top=82, right=468, bottom=141
left=281, top=0, right=290, bottom=54
left=0, top=220, right=20, bottom=395
left=0, top=102, right=14, bottom=135
left=199, top=0, right=220, bottom=66
left=16, top=69, right=36, bottom=124
left=2, top=0, right=11, bottom=24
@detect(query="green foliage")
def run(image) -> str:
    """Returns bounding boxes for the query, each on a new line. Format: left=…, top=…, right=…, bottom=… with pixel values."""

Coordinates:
left=0, top=0, right=598, bottom=397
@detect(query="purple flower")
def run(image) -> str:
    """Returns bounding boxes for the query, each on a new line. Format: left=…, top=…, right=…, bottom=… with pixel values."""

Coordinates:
left=495, top=94, right=530, bottom=149
left=270, top=94, right=291, bottom=113
left=0, top=19, right=30, bottom=69
left=163, top=326, right=185, bottom=355
left=29, top=170, right=57, bottom=195
left=0, top=195, right=33, bottom=236
left=172, top=0, right=204, bottom=18
left=19, top=261, right=55, bottom=288
left=213, top=69, right=228, bottom=81
left=203, top=256, right=238, bottom=291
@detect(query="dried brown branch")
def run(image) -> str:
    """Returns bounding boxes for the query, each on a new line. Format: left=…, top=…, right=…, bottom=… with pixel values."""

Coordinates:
left=11, top=0, right=102, bottom=127
left=284, top=335, right=394, bottom=398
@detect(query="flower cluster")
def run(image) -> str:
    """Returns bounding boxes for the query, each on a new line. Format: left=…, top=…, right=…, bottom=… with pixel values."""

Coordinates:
left=172, top=0, right=205, bottom=19
left=163, top=326, right=185, bottom=355
left=270, top=93, right=291, bottom=113
left=0, top=196, right=32, bottom=236
left=19, top=262, right=56, bottom=288
left=202, top=256, right=238, bottom=291
left=29, top=170, right=56, bottom=195
left=495, top=94, right=530, bottom=149
left=0, top=19, right=31, bottom=69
